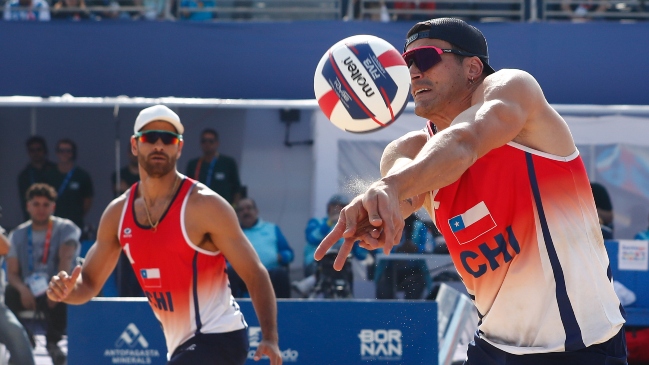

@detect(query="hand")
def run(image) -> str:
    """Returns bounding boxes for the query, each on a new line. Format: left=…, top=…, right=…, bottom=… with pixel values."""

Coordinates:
left=47, top=265, right=82, bottom=303
left=253, top=339, right=282, bottom=365
left=315, top=179, right=404, bottom=270
left=19, top=286, right=36, bottom=310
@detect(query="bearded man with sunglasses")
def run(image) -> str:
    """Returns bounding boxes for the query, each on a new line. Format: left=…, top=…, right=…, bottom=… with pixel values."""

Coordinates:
left=316, top=18, right=627, bottom=365
left=46, top=105, right=282, bottom=365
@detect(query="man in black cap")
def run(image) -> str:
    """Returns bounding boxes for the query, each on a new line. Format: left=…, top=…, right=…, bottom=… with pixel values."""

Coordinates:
left=316, top=18, right=627, bottom=364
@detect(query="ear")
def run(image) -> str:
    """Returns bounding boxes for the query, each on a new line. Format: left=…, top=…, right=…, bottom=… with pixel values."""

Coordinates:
left=176, top=140, right=184, bottom=159
left=130, top=136, right=138, bottom=156
left=465, top=56, right=484, bottom=81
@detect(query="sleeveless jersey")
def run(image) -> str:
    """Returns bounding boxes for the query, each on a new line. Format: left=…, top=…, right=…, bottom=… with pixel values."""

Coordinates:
left=425, top=121, right=624, bottom=354
left=118, top=177, right=246, bottom=356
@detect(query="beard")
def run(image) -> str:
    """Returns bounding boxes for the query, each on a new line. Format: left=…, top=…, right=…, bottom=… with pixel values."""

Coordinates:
left=139, top=151, right=176, bottom=178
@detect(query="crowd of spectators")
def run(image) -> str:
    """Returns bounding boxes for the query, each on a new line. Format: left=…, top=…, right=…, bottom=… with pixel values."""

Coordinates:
left=2, top=0, right=647, bottom=22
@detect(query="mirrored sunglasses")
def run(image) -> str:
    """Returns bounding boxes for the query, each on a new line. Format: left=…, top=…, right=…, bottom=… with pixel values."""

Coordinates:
left=135, top=130, right=183, bottom=145
left=401, top=46, right=484, bottom=73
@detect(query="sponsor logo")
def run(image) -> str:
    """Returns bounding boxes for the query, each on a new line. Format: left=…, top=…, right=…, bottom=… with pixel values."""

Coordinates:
left=123, top=227, right=132, bottom=238
left=333, top=77, right=351, bottom=103
left=359, top=329, right=402, bottom=361
left=362, top=56, right=386, bottom=81
left=247, top=326, right=299, bottom=362
left=342, top=57, right=375, bottom=97
left=104, top=323, right=161, bottom=364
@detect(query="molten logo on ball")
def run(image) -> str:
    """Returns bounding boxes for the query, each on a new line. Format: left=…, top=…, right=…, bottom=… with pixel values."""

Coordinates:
left=314, top=35, right=411, bottom=133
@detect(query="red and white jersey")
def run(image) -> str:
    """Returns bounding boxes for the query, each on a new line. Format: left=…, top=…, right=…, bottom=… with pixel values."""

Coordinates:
left=425, top=121, right=624, bottom=354
left=118, top=177, right=246, bottom=356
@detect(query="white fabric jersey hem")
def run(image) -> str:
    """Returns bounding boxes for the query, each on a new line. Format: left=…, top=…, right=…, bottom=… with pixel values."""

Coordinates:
left=180, top=181, right=220, bottom=257
left=507, top=142, right=580, bottom=162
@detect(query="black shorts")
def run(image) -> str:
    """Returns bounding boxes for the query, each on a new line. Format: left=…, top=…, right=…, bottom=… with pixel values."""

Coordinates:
left=464, top=327, right=627, bottom=365
left=168, top=328, right=249, bottom=365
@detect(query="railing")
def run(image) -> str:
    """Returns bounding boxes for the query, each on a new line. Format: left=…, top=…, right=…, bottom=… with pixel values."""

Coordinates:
left=176, top=0, right=341, bottom=21
left=3, top=0, right=649, bottom=21
left=358, top=0, right=527, bottom=22
left=543, top=0, right=649, bottom=20
left=2, top=0, right=173, bottom=20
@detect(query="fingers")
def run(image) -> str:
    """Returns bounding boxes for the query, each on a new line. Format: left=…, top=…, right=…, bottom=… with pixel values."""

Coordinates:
left=69, top=265, right=82, bottom=283
left=333, top=238, right=355, bottom=271
left=314, top=222, right=345, bottom=261
left=47, top=267, right=81, bottom=302
left=253, top=344, right=282, bottom=365
left=363, top=193, right=384, bottom=228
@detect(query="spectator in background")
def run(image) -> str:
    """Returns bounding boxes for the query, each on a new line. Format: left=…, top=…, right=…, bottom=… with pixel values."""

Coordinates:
left=634, top=213, right=649, bottom=241
left=228, top=198, right=294, bottom=298
left=111, top=145, right=142, bottom=297
left=18, top=136, right=58, bottom=221
left=561, top=0, right=608, bottom=20
left=186, top=128, right=242, bottom=205
left=374, top=214, right=432, bottom=300
left=179, top=0, right=214, bottom=20
left=112, top=145, right=140, bottom=197
left=0, top=225, right=36, bottom=365
left=292, top=194, right=367, bottom=297
left=5, top=184, right=80, bottom=365
left=591, top=182, right=614, bottom=239
left=3, top=0, right=50, bottom=20
left=86, top=0, right=141, bottom=20
left=51, top=138, right=94, bottom=233
left=141, top=0, right=167, bottom=19
left=51, top=0, right=90, bottom=20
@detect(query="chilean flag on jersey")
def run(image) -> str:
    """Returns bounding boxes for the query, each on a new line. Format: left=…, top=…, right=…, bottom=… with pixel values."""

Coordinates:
left=448, top=201, right=497, bottom=245
left=140, top=268, right=161, bottom=288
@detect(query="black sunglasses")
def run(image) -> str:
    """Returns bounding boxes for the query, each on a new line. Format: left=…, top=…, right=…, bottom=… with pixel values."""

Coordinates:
left=402, top=46, right=485, bottom=73
left=135, top=130, right=183, bottom=145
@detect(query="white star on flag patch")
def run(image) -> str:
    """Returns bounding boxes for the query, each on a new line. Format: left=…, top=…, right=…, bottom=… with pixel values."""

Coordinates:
left=448, top=201, right=497, bottom=245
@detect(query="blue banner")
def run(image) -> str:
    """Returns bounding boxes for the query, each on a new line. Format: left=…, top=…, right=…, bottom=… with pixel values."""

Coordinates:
left=69, top=298, right=437, bottom=365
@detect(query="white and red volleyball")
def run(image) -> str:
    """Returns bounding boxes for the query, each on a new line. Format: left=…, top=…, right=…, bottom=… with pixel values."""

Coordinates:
left=314, top=35, right=411, bottom=133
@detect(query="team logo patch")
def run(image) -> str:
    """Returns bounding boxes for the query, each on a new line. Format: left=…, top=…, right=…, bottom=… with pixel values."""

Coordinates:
left=448, top=201, right=497, bottom=245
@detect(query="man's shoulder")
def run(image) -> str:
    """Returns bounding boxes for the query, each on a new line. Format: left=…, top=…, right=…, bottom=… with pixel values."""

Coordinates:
left=10, top=221, right=31, bottom=236
left=52, top=216, right=82, bottom=231
left=74, top=166, right=92, bottom=179
left=218, top=154, right=237, bottom=164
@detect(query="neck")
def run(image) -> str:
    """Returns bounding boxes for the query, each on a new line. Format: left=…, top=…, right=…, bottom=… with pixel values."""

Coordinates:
left=428, top=93, right=475, bottom=132
left=58, top=161, right=74, bottom=173
left=139, top=171, right=180, bottom=202
left=31, top=218, right=50, bottom=230
left=202, top=151, right=218, bottom=160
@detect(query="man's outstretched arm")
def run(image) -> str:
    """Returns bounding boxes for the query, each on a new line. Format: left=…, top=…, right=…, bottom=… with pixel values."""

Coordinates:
left=47, top=198, right=124, bottom=305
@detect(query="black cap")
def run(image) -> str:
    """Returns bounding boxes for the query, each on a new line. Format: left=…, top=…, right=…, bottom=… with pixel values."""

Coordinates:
left=404, top=18, right=495, bottom=75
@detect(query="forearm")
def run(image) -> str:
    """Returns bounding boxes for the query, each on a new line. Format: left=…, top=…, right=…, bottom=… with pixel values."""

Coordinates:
left=63, top=273, right=103, bottom=305
left=0, top=234, right=9, bottom=256
left=385, top=127, right=476, bottom=203
left=58, top=241, right=77, bottom=273
left=7, top=272, right=29, bottom=292
left=246, top=268, right=279, bottom=342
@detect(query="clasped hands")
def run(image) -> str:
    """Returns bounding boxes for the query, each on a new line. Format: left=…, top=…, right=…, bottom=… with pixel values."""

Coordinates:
left=314, top=181, right=405, bottom=271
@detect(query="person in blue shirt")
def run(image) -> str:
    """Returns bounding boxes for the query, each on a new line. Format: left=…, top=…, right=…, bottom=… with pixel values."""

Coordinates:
left=228, top=198, right=294, bottom=298
left=374, top=214, right=432, bottom=300
left=634, top=214, right=649, bottom=241
left=293, top=194, right=367, bottom=297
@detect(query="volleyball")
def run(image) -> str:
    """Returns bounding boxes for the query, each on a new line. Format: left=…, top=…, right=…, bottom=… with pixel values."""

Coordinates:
left=314, top=35, right=411, bottom=133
